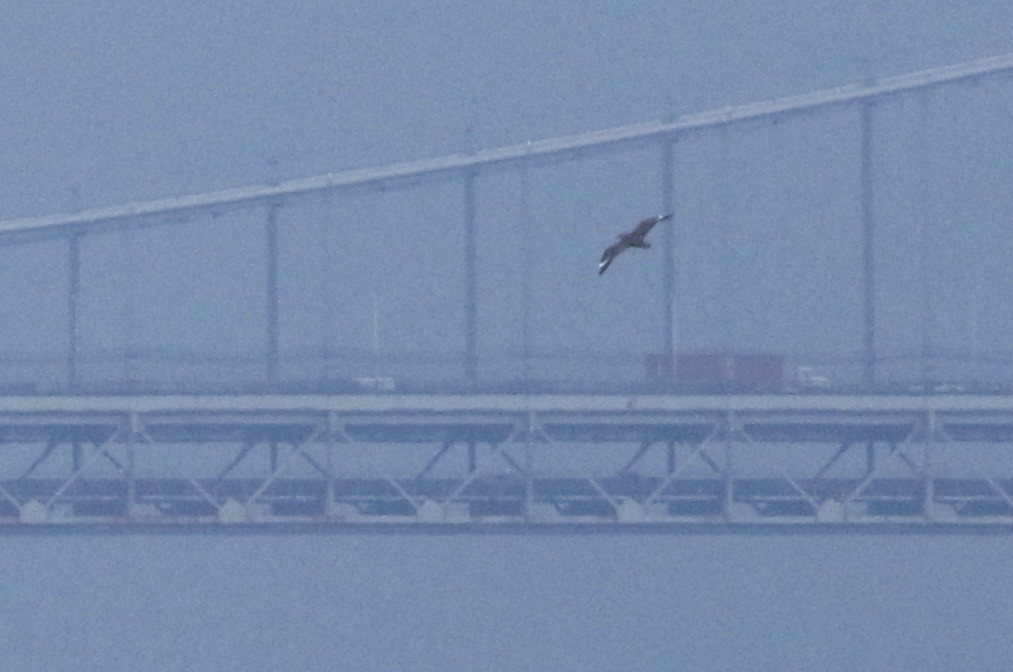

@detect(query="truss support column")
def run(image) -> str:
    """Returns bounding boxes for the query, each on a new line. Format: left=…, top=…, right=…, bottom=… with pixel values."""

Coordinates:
left=861, top=102, right=876, bottom=389
left=325, top=412, right=338, bottom=515
left=125, top=417, right=136, bottom=518
left=666, top=440, right=676, bottom=474
left=266, top=204, right=280, bottom=387
left=723, top=421, right=735, bottom=521
left=661, top=137, right=676, bottom=363
left=467, top=441, right=476, bottom=474
left=68, top=233, right=81, bottom=390
left=923, top=413, right=935, bottom=520
left=326, top=431, right=335, bottom=514
left=524, top=416, right=535, bottom=519
left=72, top=441, right=82, bottom=472
left=464, top=170, right=478, bottom=390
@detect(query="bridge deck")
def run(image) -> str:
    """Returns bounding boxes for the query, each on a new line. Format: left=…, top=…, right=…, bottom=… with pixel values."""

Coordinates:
left=0, top=393, right=1010, bottom=532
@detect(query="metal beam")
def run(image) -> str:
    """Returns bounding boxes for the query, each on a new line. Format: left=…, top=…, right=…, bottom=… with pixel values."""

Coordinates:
left=67, top=234, right=81, bottom=390
left=2, top=53, right=1011, bottom=239
left=661, top=139, right=675, bottom=361
left=266, top=205, right=279, bottom=386
left=861, top=103, right=876, bottom=388
left=463, top=171, right=478, bottom=388
left=0, top=392, right=1009, bottom=414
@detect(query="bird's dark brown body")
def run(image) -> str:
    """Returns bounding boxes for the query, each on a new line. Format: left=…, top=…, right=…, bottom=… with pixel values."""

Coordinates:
left=598, top=214, right=671, bottom=275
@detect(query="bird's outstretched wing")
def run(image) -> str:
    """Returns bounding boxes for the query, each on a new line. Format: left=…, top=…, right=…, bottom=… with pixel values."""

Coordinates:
left=598, top=214, right=671, bottom=275
left=599, top=240, right=627, bottom=275
left=631, top=213, right=672, bottom=239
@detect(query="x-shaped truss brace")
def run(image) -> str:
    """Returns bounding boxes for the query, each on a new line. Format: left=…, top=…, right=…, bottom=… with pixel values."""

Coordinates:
left=516, top=415, right=632, bottom=516
left=641, top=424, right=722, bottom=507
left=441, top=424, right=525, bottom=506
left=840, top=422, right=927, bottom=511
left=44, top=430, right=123, bottom=513
left=241, top=428, right=325, bottom=512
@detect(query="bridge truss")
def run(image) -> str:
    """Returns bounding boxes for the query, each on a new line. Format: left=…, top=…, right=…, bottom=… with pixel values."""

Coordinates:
left=1, top=393, right=1011, bottom=533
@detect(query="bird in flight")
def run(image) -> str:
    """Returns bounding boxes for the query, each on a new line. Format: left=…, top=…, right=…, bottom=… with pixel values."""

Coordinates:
left=598, top=214, right=672, bottom=275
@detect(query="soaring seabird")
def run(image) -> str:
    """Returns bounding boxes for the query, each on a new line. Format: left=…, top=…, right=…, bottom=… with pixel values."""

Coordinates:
left=598, top=214, right=672, bottom=275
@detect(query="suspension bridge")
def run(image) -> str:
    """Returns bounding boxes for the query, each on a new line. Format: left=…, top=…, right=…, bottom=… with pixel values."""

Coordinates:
left=1, top=53, right=1012, bottom=532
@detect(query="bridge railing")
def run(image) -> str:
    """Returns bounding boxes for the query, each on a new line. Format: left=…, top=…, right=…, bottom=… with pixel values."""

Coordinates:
left=0, top=348, right=1009, bottom=395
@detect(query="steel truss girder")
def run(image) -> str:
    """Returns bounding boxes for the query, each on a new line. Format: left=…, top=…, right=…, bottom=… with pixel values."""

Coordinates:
left=0, top=395, right=1008, bottom=531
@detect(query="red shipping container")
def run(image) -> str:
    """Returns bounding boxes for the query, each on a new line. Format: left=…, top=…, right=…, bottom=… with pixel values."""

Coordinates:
left=646, top=352, right=784, bottom=391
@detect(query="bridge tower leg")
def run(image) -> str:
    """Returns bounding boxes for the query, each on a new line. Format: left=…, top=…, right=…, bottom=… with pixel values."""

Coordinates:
left=68, top=233, right=81, bottom=390
left=464, top=171, right=478, bottom=390
left=661, top=137, right=676, bottom=364
left=266, top=204, right=280, bottom=387
left=861, top=102, right=876, bottom=388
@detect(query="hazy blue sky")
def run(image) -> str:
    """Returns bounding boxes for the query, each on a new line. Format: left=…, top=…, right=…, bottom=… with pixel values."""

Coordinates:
left=1, top=0, right=1013, bottom=388
left=2, top=2, right=1013, bottom=670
